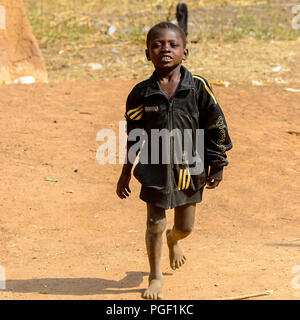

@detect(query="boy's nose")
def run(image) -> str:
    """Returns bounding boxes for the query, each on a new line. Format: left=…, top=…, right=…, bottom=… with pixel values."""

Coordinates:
left=161, top=42, right=171, bottom=51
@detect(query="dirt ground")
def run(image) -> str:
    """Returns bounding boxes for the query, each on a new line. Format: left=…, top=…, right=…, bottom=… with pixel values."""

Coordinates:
left=0, top=79, right=299, bottom=300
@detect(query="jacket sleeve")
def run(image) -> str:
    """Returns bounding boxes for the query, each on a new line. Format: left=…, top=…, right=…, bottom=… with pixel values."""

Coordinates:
left=124, top=85, right=146, bottom=163
left=195, top=76, right=232, bottom=180
left=125, top=86, right=145, bottom=134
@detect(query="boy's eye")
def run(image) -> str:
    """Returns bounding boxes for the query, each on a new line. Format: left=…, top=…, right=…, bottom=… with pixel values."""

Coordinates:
left=151, top=43, right=161, bottom=48
left=151, top=42, right=179, bottom=49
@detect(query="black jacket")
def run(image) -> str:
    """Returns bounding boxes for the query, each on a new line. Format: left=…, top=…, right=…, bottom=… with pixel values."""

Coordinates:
left=125, top=66, right=232, bottom=209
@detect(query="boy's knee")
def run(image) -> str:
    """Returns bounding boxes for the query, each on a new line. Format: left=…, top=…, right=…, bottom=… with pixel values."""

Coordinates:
left=174, top=224, right=193, bottom=236
left=147, top=217, right=167, bottom=234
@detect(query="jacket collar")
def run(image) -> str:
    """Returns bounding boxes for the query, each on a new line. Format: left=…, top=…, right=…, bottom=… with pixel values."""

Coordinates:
left=145, top=65, right=195, bottom=98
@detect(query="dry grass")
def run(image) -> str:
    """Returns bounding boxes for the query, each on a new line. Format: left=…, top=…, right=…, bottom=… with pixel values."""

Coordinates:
left=26, top=0, right=299, bottom=43
left=24, top=0, right=300, bottom=84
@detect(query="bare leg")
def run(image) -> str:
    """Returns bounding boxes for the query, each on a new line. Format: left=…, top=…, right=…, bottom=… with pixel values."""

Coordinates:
left=166, top=203, right=196, bottom=270
left=143, top=203, right=166, bottom=300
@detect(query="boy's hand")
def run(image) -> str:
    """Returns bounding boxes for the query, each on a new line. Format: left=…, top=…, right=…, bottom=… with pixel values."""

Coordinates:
left=116, top=172, right=132, bottom=199
left=206, top=177, right=221, bottom=189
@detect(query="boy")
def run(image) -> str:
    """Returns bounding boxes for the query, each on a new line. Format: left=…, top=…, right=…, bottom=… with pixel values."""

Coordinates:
left=116, top=22, right=232, bottom=299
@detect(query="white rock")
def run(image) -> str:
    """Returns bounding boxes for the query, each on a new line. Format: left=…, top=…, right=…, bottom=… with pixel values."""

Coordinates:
left=274, top=78, right=288, bottom=84
left=84, top=63, right=102, bottom=70
left=14, top=76, right=35, bottom=84
left=285, top=88, right=300, bottom=92
left=251, top=80, right=263, bottom=86
left=108, top=24, right=116, bottom=35
left=272, top=65, right=281, bottom=72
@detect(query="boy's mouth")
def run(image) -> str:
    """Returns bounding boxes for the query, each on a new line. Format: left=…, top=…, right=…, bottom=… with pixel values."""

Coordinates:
left=160, top=55, right=172, bottom=62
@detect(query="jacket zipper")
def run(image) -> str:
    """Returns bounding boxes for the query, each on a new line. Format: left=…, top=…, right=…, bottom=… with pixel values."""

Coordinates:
left=146, top=85, right=189, bottom=209
left=169, top=99, right=174, bottom=209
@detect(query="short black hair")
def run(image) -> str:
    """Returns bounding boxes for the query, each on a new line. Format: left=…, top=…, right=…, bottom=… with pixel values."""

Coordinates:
left=146, top=21, right=187, bottom=48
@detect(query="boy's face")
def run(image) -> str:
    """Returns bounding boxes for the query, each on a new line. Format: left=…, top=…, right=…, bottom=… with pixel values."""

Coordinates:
left=145, top=28, right=188, bottom=70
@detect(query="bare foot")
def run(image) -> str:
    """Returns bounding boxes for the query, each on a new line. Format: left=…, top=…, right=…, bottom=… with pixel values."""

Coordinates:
left=166, top=229, right=186, bottom=270
left=143, top=276, right=163, bottom=300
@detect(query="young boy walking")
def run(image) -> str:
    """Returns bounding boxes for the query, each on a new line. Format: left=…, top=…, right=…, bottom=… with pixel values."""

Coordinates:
left=116, top=22, right=232, bottom=299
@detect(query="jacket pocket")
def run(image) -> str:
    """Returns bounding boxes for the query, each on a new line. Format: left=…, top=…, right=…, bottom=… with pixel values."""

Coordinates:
left=133, top=162, right=166, bottom=190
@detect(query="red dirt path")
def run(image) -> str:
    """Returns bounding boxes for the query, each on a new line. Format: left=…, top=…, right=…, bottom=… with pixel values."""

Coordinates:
left=0, top=81, right=299, bottom=300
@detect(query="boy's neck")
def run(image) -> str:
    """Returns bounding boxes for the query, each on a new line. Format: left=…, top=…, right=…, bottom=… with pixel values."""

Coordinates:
left=154, top=64, right=182, bottom=82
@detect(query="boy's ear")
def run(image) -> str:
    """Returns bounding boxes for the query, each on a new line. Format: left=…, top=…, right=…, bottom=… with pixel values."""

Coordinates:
left=182, top=48, right=189, bottom=61
left=145, top=49, right=151, bottom=61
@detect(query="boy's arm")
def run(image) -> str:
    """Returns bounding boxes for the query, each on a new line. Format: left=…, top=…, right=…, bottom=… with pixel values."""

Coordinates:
left=195, top=76, right=232, bottom=185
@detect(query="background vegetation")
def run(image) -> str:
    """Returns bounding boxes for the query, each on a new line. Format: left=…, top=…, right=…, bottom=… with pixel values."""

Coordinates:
left=24, top=0, right=300, bottom=84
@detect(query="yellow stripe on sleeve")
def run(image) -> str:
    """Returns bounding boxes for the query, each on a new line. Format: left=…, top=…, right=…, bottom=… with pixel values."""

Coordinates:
left=133, top=111, right=144, bottom=120
left=129, top=108, right=144, bottom=120
left=193, top=75, right=217, bottom=104
left=127, top=104, right=143, bottom=116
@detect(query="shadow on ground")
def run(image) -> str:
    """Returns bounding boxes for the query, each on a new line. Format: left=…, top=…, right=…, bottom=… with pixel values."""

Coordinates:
left=2, top=271, right=173, bottom=296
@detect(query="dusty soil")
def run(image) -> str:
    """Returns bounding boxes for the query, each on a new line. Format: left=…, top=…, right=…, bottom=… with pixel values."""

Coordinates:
left=0, top=80, right=299, bottom=300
